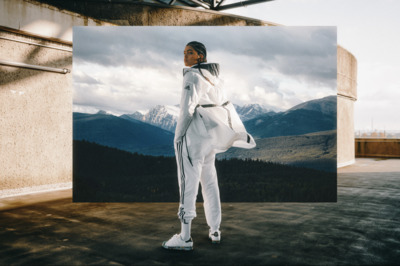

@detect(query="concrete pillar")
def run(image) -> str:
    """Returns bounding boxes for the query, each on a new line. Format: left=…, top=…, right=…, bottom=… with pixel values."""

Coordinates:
left=337, top=45, right=358, bottom=167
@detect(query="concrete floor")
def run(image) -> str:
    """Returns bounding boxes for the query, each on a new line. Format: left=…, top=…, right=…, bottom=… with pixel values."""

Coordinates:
left=1, top=158, right=399, bottom=265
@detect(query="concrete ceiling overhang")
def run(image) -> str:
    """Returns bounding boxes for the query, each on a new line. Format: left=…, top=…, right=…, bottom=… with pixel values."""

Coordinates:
left=30, top=0, right=279, bottom=28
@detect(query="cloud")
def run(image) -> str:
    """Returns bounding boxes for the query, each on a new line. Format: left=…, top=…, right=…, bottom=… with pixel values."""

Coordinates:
left=73, top=70, right=102, bottom=85
left=74, top=26, right=336, bottom=72
left=73, top=63, right=182, bottom=115
left=73, top=26, right=337, bottom=114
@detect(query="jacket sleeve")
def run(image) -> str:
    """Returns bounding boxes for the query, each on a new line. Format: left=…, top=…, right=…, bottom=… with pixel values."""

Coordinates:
left=174, top=72, right=203, bottom=142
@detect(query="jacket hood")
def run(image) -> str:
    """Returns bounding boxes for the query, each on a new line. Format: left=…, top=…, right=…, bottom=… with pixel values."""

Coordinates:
left=183, top=63, right=220, bottom=77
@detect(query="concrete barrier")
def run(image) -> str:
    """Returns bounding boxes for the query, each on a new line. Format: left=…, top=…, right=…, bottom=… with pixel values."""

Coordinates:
left=355, top=138, right=400, bottom=158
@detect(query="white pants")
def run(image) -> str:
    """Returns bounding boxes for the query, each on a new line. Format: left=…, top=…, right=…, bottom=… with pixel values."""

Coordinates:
left=175, top=138, right=221, bottom=231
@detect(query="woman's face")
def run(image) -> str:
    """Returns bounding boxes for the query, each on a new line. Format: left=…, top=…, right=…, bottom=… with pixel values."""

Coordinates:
left=184, top=45, right=203, bottom=67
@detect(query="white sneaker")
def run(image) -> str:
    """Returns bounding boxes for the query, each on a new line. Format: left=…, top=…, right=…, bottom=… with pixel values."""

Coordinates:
left=209, top=230, right=221, bottom=244
left=162, top=234, right=193, bottom=251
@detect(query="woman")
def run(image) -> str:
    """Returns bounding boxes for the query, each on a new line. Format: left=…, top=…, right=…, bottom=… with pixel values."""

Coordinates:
left=162, top=41, right=256, bottom=251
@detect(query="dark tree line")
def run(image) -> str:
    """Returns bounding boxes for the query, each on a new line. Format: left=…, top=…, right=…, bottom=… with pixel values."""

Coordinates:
left=73, top=140, right=336, bottom=202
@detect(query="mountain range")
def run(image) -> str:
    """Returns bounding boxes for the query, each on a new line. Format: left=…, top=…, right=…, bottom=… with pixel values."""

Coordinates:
left=244, top=95, right=336, bottom=139
left=73, top=112, right=174, bottom=155
left=119, top=103, right=272, bottom=133
left=73, top=95, right=337, bottom=168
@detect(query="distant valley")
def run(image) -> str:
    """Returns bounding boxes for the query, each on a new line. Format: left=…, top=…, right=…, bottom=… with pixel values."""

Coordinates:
left=217, top=130, right=337, bottom=172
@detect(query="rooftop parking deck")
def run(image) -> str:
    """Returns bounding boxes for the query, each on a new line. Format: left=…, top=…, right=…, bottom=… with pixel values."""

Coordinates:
left=1, top=158, right=399, bottom=265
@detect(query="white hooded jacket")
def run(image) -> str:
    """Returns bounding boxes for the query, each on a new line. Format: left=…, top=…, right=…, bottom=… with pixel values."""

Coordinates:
left=174, top=63, right=256, bottom=160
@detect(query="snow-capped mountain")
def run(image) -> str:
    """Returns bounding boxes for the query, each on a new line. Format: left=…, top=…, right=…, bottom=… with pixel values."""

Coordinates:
left=144, top=105, right=179, bottom=132
left=234, top=104, right=276, bottom=121
left=121, top=103, right=275, bottom=132
left=122, top=105, right=179, bottom=132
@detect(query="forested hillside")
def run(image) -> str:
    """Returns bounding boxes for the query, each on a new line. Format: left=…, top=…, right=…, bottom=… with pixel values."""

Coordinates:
left=74, top=140, right=336, bottom=202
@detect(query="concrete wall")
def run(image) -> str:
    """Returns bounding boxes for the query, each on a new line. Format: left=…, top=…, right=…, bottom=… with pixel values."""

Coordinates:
left=337, top=45, right=358, bottom=168
left=0, top=29, right=72, bottom=193
left=0, top=0, right=115, bottom=197
left=356, top=138, right=400, bottom=158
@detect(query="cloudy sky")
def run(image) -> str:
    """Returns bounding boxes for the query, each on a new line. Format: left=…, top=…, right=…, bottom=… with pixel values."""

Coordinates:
left=73, top=26, right=336, bottom=115
left=225, top=0, right=400, bottom=131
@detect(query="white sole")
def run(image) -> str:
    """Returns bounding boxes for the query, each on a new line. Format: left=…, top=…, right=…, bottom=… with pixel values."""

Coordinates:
left=209, top=237, right=220, bottom=244
left=162, top=242, right=193, bottom=251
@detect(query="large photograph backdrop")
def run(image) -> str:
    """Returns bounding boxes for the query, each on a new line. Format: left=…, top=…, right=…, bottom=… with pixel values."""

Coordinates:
left=73, top=26, right=337, bottom=202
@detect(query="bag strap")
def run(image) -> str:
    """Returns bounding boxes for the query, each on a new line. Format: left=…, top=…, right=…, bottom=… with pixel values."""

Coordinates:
left=202, top=75, right=214, bottom=86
